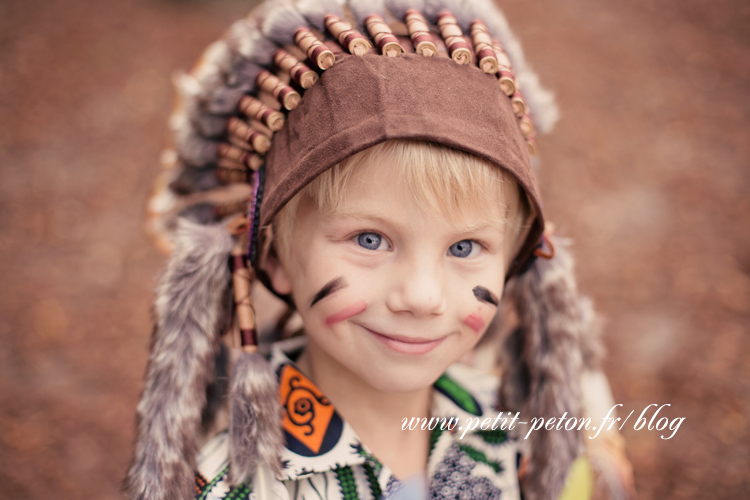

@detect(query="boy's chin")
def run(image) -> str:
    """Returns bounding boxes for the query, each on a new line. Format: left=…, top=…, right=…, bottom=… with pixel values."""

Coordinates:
left=359, top=363, right=447, bottom=394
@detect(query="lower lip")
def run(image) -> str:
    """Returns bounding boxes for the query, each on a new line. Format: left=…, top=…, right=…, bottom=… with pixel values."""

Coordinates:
left=361, top=326, right=446, bottom=355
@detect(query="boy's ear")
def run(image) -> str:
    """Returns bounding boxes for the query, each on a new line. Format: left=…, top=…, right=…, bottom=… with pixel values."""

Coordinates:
left=262, top=245, right=293, bottom=295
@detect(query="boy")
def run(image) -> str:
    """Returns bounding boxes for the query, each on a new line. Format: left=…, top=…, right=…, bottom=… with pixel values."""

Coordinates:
left=128, top=1, right=632, bottom=499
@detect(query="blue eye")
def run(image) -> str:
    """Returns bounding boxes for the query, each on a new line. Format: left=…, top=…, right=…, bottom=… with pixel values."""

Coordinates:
left=449, top=240, right=477, bottom=258
left=357, top=232, right=384, bottom=250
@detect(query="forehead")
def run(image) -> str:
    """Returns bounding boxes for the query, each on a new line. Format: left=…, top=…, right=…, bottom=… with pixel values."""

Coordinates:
left=321, top=147, right=514, bottom=228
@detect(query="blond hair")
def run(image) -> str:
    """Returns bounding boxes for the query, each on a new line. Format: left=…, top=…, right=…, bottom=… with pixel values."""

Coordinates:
left=272, top=140, right=531, bottom=265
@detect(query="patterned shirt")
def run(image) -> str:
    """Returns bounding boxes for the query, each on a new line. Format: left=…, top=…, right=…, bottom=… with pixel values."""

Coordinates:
left=195, top=338, right=522, bottom=500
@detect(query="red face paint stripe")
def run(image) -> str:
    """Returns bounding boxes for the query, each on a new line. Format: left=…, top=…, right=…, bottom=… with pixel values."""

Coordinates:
left=324, top=301, right=367, bottom=327
left=464, top=313, right=485, bottom=334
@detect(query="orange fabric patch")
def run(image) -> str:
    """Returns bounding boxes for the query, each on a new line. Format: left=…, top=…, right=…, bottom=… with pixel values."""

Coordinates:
left=279, top=364, right=334, bottom=454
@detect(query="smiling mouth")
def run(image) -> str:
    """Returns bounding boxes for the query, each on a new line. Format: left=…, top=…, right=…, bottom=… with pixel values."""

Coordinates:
left=358, top=324, right=447, bottom=355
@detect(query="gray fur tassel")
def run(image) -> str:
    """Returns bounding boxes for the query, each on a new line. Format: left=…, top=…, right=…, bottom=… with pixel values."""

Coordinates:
left=261, top=0, right=309, bottom=46
left=501, top=236, right=586, bottom=500
left=125, top=219, right=234, bottom=500
left=229, top=351, right=284, bottom=485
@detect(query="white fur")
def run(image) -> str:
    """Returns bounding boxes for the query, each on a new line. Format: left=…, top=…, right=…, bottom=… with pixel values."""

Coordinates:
left=261, top=0, right=310, bottom=45
left=226, top=19, right=278, bottom=67
left=348, top=0, right=388, bottom=24
left=297, top=0, right=344, bottom=31
left=467, top=0, right=559, bottom=133
left=385, top=0, right=426, bottom=21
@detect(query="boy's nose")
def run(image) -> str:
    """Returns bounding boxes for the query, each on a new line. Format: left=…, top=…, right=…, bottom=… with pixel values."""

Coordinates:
left=386, top=258, right=447, bottom=317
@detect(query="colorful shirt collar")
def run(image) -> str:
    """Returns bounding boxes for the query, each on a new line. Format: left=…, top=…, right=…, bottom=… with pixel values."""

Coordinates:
left=268, top=337, right=508, bottom=483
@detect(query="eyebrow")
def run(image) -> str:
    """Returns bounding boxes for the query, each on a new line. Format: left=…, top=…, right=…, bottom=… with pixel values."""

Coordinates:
left=310, top=276, right=347, bottom=308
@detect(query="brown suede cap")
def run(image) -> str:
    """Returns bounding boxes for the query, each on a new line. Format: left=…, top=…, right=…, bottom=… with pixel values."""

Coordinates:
left=260, top=53, right=544, bottom=277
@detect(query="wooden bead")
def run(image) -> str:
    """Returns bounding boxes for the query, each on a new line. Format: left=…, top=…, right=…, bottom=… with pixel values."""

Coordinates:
left=497, top=69, right=516, bottom=96
left=518, top=114, right=535, bottom=138
left=273, top=49, right=319, bottom=90
left=365, top=15, right=404, bottom=57
left=511, top=92, right=527, bottom=117
left=404, top=10, right=438, bottom=57
left=230, top=247, right=257, bottom=347
left=237, top=95, right=285, bottom=132
left=526, top=136, right=538, bottom=156
left=218, top=143, right=264, bottom=170
left=491, top=39, right=513, bottom=69
left=492, top=40, right=516, bottom=95
left=470, top=21, right=499, bottom=74
left=227, top=117, right=271, bottom=154
left=294, top=28, right=335, bottom=70
left=325, top=15, right=372, bottom=56
left=216, top=159, right=248, bottom=184
left=256, top=71, right=301, bottom=111
left=437, top=12, right=472, bottom=65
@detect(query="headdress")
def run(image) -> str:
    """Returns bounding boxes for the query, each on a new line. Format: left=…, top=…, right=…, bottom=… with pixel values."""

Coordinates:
left=129, top=1, right=605, bottom=499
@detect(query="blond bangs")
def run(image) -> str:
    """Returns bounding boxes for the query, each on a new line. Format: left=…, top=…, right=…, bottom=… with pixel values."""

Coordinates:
left=273, top=140, right=530, bottom=262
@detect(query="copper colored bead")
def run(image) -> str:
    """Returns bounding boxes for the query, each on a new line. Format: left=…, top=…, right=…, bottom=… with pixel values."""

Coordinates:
left=256, top=71, right=301, bottom=111
left=237, top=95, right=285, bottom=132
left=294, top=28, right=335, bottom=70
left=365, top=15, right=404, bottom=57
left=273, top=49, right=318, bottom=90
left=325, top=15, right=371, bottom=56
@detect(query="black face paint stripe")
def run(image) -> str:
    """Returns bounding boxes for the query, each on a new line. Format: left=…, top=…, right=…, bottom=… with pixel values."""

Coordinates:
left=310, top=277, right=347, bottom=308
left=473, top=286, right=499, bottom=307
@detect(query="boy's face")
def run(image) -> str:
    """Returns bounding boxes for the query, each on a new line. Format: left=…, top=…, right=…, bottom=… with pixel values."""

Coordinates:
left=266, top=159, right=512, bottom=394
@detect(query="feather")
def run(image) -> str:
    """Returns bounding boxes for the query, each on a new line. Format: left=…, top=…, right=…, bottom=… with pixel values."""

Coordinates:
left=261, top=0, right=309, bottom=46
left=226, top=19, right=278, bottom=67
left=384, top=0, right=425, bottom=21
left=515, top=71, right=559, bottom=135
left=174, top=74, right=228, bottom=137
left=170, top=109, right=220, bottom=167
left=297, top=0, right=344, bottom=32
left=125, top=219, right=234, bottom=500
left=457, top=0, right=560, bottom=133
left=501, top=236, right=585, bottom=500
left=423, top=0, right=475, bottom=29
left=168, top=165, right=222, bottom=195
left=348, top=0, right=388, bottom=25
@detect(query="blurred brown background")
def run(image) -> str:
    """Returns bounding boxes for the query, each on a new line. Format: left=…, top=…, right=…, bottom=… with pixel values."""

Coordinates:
left=1, top=0, right=748, bottom=498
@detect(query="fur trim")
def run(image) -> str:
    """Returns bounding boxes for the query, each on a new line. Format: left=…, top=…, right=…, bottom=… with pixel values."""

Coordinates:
left=423, top=0, right=465, bottom=24
left=349, top=0, right=388, bottom=24
left=261, top=1, right=309, bottom=46
left=168, top=165, right=222, bottom=195
left=229, top=351, right=285, bottom=485
left=125, top=219, right=234, bottom=500
left=170, top=108, right=219, bottom=167
left=174, top=74, right=228, bottom=138
left=386, top=0, right=426, bottom=21
left=298, top=0, right=345, bottom=31
left=501, top=236, right=586, bottom=500
left=461, top=0, right=559, bottom=133
left=226, top=19, right=278, bottom=67
left=578, top=295, right=604, bottom=370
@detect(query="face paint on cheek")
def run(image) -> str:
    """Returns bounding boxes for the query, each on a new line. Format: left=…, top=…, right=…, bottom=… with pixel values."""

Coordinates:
left=464, top=313, right=485, bottom=334
left=324, top=300, right=368, bottom=327
left=310, top=276, right=348, bottom=308
left=472, top=286, right=499, bottom=307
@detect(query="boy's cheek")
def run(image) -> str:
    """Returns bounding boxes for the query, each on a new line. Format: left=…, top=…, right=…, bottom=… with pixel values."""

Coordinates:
left=463, top=312, right=486, bottom=334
